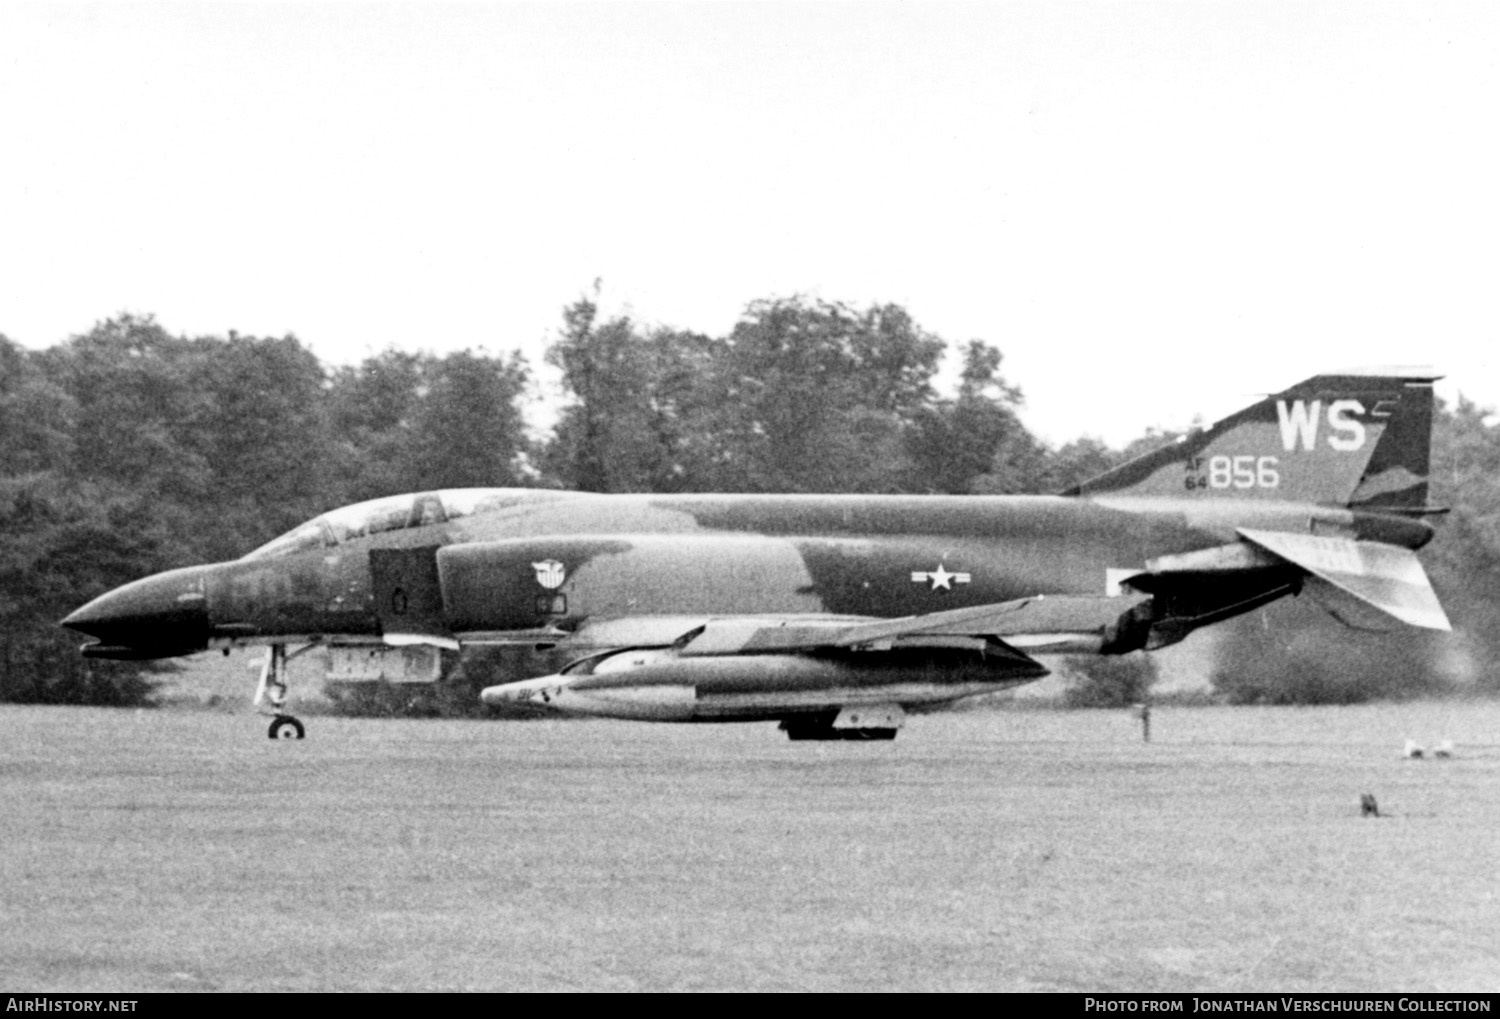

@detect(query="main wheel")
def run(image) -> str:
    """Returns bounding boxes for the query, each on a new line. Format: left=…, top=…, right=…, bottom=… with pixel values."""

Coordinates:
left=267, top=714, right=305, bottom=740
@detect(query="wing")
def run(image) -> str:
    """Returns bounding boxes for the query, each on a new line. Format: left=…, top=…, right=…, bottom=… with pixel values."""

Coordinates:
left=667, top=592, right=1154, bottom=658
left=477, top=593, right=1158, bottom=724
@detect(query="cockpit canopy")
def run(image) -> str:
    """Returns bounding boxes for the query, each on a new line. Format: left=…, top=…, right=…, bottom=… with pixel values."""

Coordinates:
left=243, top=488, right=543, bottom=561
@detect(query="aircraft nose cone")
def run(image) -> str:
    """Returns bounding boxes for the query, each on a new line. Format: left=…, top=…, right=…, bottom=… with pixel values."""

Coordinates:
left=61, top=566, right=212, bottom=654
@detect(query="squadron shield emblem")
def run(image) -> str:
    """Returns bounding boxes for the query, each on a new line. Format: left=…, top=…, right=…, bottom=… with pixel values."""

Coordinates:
left=532, top=560, right=567, bottom=590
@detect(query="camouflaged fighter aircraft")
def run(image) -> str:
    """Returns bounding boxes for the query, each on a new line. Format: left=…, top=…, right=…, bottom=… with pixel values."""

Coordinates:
left=62, top=370, right=1450, bottom=741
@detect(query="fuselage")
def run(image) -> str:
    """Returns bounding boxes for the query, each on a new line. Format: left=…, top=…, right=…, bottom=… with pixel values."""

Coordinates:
left=62, top=487, right=1433, bottom=663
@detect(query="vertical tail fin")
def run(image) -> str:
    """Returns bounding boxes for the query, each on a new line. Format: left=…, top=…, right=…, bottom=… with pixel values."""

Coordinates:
left=1064, top=370, right=1441, bottom=509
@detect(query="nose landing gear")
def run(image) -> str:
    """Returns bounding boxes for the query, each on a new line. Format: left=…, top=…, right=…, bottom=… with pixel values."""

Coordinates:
left=254, top=644, right=312, bottom=739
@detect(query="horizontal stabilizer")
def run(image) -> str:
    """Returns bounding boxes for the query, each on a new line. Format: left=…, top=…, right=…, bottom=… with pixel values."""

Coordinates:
left=1238, top=528, right=1450, bottom=631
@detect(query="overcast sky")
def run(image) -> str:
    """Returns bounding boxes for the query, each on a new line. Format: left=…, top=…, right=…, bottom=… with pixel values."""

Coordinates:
left=2, top=2, right=1496, bottom=446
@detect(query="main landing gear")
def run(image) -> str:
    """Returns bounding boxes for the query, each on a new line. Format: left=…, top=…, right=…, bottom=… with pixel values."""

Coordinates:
left=254, top=644, right=314, bottom=740
left=778, top=705, right=906, bottom=741
left=780, top=720, right=898, bottom=741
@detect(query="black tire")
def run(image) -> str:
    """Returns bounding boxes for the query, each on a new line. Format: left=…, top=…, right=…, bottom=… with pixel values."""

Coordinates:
left=779, top=718, right=898, bottom=741
left=267, top=714, right=305, bottom=740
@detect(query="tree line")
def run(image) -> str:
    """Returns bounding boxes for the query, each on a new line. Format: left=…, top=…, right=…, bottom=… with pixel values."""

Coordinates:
left=2, top=296, right=1497, bottom=706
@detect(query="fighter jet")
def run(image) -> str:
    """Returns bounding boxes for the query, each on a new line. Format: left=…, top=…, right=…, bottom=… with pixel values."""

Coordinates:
left=62, top=370, right=1449, bottom=740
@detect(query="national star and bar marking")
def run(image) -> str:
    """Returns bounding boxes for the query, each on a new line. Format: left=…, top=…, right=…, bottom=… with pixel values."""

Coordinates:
left=911, top=564, right=971, bottom=590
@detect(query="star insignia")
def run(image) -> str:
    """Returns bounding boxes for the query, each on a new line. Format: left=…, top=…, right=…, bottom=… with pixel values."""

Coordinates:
left=910, top=564, right=972, bottom=590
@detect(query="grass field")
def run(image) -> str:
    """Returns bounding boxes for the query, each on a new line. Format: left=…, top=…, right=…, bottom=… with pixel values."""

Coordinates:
left=2, top=702, right=1498, bottom=992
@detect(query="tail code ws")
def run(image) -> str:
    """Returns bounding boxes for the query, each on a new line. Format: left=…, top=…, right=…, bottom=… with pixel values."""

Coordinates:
left=1276, top=400, right=1367, bottom=452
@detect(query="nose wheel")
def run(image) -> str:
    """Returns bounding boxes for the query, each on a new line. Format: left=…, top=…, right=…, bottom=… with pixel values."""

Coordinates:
left=267, top=714, right=305, bottom=740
